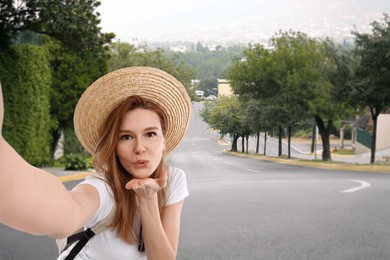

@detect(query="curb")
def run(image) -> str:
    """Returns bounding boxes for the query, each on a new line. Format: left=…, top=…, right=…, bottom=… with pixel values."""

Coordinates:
left=225, top=150, right=390, bottom=173
left=57, top=172, right=92, bottom=183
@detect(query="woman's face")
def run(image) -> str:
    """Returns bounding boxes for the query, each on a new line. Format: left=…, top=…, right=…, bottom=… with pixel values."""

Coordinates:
left=115, top=108, right=165, bottom=179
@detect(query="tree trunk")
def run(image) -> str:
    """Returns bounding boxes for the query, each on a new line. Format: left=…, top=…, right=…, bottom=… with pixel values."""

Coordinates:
left=241, top=135, right=245, bottom=153
left=311, top=124, right=316, bottom=153
left=287, top=126, right=292, bottom=159
left=278, top=126, right=283, bottom=157
left=369, top=106, right=381, bottom=164
left=314, top=115, right=332, bottom=161
left=263, top=131, right=267, bottom=155
left=245, top=135, right=249, bottom=153
left=256, top=131, right=260, bottom=154
left=50, top=127, right=62, bottom=165
left=231, top=134, right=239, bottom=152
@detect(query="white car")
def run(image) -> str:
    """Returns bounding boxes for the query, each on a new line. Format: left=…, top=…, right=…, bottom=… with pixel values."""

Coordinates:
left=206, top=95, right=217, bottom=100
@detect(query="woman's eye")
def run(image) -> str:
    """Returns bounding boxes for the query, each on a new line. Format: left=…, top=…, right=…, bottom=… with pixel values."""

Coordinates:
left=146, top=132, right=157, bottom=137
left=120, top=135, right=132, bottom=141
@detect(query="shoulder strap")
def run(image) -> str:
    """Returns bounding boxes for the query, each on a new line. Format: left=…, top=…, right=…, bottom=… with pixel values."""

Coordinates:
left=63, top=208, right=115, bottom=260
left=90, top=207, right=115, bottom=235
left=64, top=228, right=95, bottom=260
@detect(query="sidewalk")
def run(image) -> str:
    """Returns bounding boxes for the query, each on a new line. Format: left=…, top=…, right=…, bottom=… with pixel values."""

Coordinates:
left=219, top=136, right=390, bottom=173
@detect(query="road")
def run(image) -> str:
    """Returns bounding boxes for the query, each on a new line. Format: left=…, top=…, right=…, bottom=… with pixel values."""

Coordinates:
left=175, top=103, right=390, bottom=260
left=1, top=102, right=390, bottom=260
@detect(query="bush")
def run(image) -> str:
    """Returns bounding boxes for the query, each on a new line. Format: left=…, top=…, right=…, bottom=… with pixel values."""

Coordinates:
left=0, top=44, right=53, bottom=166
left=62, top=153, right=91, bottom=171
left=63, top=127, right=85, bottom=154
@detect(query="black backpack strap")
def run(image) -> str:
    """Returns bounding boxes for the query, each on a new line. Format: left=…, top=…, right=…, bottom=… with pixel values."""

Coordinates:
left=64, top=228, right=95, bottom=260
left=66, top=231, right=85, bottom=245
left=138, top=224, right=145, bottom=252
left=60, top=208, right=115, bottom=259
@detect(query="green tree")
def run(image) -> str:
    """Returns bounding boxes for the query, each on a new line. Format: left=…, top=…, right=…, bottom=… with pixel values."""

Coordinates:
left=271, top=31, right=352, bottom=161
left=45, top=38, right=106, bottom=158
left=169, top=45, right=245, bottom=83
left=0, top=0, right=114, bottom=54
left=239, top=95, right=267, bottom=154
left=351, top=13, right=390, bottom=164
left=108, top=41, right=196, bottom=100
left=200, top=96, right=243, bottom=152
left=1, top=0, right=115, bottom=160
left=227, top=32, right=354, bottom=161
left=228, top=42, right=307, bottom=158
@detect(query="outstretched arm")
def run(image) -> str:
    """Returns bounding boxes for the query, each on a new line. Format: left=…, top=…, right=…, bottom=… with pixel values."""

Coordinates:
left=0, top=83, right=99, bottom=238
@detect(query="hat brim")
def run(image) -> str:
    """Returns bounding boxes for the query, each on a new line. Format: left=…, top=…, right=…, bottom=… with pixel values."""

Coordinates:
left=74, top=66, right=191, bottom=154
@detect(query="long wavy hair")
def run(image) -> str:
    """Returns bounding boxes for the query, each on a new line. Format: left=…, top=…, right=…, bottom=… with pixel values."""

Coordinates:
left=92, top=95, right=168, bottom=244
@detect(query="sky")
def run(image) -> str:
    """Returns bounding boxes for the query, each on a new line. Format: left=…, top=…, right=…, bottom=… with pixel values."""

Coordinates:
left=97, top=0, right=390, bottom=44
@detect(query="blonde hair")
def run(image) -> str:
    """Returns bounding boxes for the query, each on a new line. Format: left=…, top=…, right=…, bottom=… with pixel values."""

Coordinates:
left=93, top=95, right=167, bottom=244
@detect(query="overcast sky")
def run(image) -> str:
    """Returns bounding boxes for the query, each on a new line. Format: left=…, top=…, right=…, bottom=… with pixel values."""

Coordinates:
left=97, top=0, right=390, bottom=43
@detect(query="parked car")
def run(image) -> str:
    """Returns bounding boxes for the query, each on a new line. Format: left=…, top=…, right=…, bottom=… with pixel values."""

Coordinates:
left=205, top=95, right=217, bottom=100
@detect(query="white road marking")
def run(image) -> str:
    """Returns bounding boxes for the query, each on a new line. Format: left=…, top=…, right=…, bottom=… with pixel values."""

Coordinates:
left=246, top=169, right=261, bottom=173
left=224, top=162, right=232, bottom=165
left=340, top=179, right=371, bottom=193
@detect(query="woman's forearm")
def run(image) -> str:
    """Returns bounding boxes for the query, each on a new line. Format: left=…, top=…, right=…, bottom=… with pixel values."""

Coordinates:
left=0, top=138, right=84, bottom=237
left=139, top=195, right=176, bottom=260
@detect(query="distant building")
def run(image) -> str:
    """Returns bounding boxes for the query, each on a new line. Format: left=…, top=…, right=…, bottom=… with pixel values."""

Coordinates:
left=195, top=90, right=204, bottom=99
left=217, top=79, right=233, bottom=97
left=191, top=79, right=200, bottom=89
left=170, top=45, right=188, bottom=52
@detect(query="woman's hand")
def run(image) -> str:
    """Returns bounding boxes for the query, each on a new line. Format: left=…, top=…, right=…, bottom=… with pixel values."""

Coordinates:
left=125, top=170, right=168, bottom=200
left=0, top=82, right=3, bottom=135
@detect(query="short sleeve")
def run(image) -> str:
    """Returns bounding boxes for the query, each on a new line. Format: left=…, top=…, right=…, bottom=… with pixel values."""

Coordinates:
left=165, top=167, right=189, bottom=206
left=77, top=173, right=114, bottom=227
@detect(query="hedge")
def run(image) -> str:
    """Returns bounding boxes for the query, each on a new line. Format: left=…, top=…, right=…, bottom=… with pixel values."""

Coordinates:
left=0, top=44, right=53, bottom=166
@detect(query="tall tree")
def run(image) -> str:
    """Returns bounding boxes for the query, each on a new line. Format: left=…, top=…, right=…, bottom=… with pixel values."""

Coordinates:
left=200, top=96, right=244, bottom=152
left=227, top=32, right=354, bottom=161
left=271, top=31, right=354, bottom=161
left=351, top=13, right=390, bottom=164
left=109, top=41, right=196, bottom=100
left=228, top=41, right=308, bottom=158
left=0, top=0, right=115, bottom=160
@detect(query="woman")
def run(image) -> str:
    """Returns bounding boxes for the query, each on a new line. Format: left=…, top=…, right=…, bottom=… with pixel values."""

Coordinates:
left=0, top=67, right=191, bottom=259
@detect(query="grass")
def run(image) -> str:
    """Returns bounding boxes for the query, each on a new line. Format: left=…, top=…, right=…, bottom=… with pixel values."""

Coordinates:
left=53, top=158, right=65, bottom=168
left=332, top=149, right=354, bottom=155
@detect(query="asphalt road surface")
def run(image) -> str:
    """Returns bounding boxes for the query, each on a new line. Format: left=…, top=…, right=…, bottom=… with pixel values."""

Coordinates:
left=1, top=102, right=390, bottom=260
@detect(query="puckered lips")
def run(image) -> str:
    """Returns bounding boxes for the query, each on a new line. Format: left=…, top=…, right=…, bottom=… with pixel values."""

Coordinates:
left=134, top=160, right=149, bottom=168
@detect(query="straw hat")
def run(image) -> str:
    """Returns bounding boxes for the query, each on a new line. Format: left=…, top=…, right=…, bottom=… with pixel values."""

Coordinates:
left=74, top=66, right=191, bottom=154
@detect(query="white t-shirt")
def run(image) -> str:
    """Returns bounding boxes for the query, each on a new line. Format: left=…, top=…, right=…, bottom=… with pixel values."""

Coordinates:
left=57, top=167, right=189, bottom=260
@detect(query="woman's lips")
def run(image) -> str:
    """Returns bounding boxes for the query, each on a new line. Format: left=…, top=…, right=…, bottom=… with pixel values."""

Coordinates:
left=134, top=160, right=148, bottom=168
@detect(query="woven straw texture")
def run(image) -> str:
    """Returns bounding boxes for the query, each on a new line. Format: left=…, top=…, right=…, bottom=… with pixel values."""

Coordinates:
left=74, top=66, right=191, bottom=154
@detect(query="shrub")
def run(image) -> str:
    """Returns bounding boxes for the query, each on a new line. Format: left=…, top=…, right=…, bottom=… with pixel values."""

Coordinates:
left=0, top=44, right=53, bottom=166
left=63, top=153, right=91, bottom=171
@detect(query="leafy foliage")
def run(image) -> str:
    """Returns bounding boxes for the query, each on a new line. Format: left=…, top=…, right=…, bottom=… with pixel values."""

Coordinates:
left=351, top=13, right=390, bottom=163
left=167, top=44, right=245, bottom=96
left=0, top=0, right=115, bottom=54
left=200, top=96, right=244, bottom=151
left=0, top=44, right=53, bottom=166
left=62, top=153, right=91, bottom=171
left=1, top=0, right=115, bottom=162
left=108, top=41, right=197, bottom=100
left=226, top=31, right=358, bottom=161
